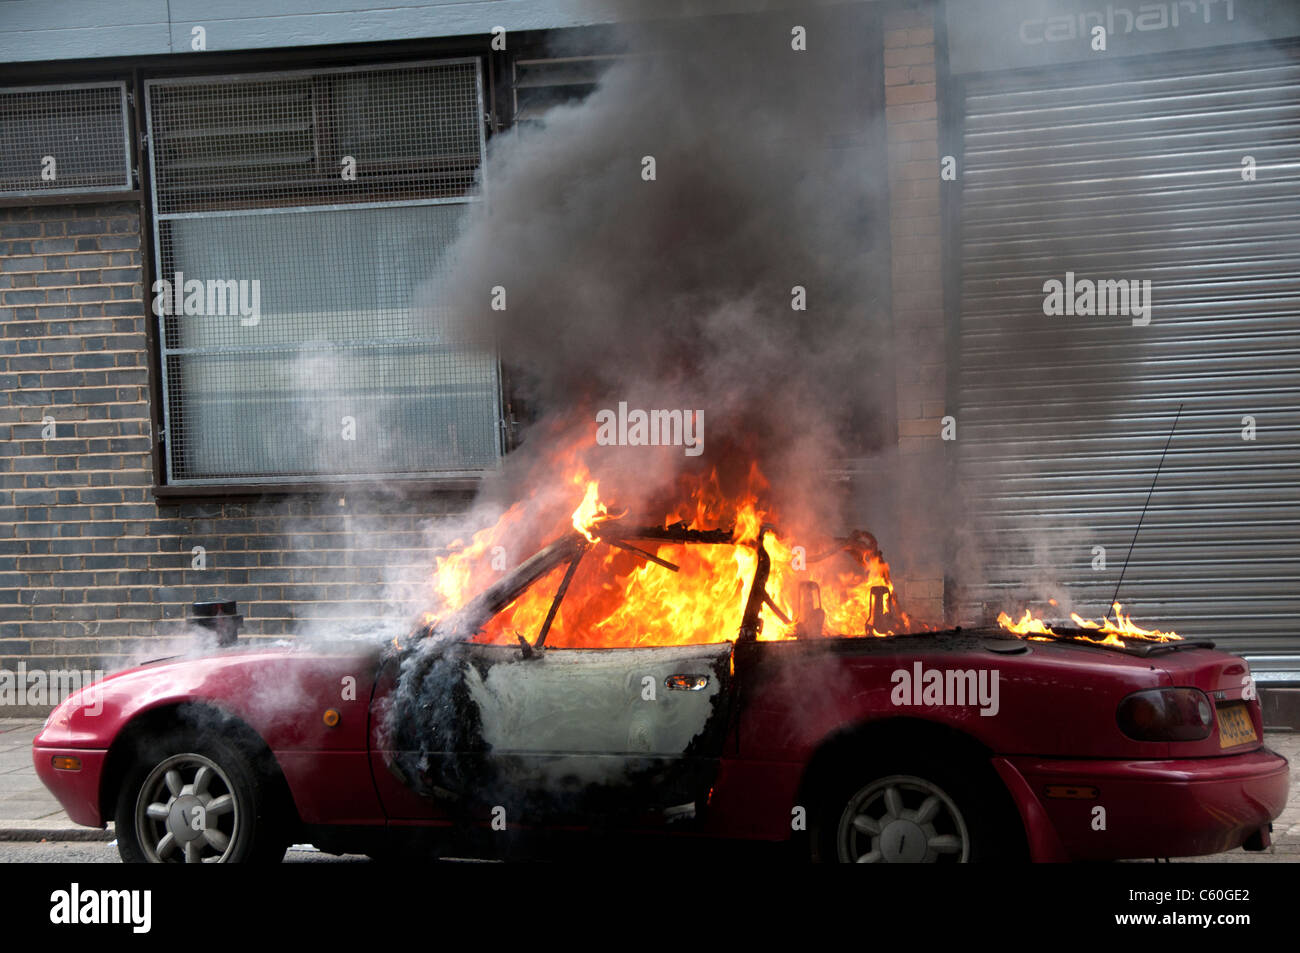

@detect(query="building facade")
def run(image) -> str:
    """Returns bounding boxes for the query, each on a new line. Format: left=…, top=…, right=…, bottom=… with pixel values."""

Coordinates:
left=2, top=0, right=1297, bottom=717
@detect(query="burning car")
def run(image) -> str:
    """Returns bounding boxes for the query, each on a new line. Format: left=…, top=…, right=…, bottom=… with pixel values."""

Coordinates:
left=32, top=486, right=1290, bottom=863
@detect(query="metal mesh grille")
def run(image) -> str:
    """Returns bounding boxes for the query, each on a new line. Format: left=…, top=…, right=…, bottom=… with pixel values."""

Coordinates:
left=0, top=83, right=131, bottom=195
left=146, top=60, right=498, bottom=484
left=149, top=62, right=482, bottom=213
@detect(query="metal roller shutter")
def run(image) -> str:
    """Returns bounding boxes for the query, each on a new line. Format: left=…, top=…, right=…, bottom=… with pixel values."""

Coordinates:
left=954, top=42, right=1300, bottom=657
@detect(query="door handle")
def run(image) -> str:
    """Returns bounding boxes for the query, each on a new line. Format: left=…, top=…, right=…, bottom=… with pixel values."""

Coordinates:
left=666, top=674, right=709, bottom=692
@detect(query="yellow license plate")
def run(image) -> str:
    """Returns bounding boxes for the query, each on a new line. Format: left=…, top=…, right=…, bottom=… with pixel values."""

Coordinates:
left=1216, top=702, right=1258, bottom=749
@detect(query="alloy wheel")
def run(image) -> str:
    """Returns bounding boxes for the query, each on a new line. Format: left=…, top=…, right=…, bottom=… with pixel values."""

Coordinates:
left=836, top=773, right=970, bottom=863
left=135, top=752, right=240, bottom=863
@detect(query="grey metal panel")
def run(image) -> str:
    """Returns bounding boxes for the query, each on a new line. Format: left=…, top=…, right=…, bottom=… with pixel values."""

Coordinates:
left=955, top=42, right=1300, bottom=655
left=0, top=0, right=597, bottom=62
left=0, top=0, right=169, bottom=62
left=163, top=3, right=596, bottom=54
left=0, top=0, right=168, bottom=30
left=0, top=26, right=172, bottom=64
left=1, top=0, right=844, bottom=64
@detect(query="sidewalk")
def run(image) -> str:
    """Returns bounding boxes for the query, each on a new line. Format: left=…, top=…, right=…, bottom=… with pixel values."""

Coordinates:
left=2, top=717, right=1297, bottom=857
left=0, top=719, right=113, bottom=841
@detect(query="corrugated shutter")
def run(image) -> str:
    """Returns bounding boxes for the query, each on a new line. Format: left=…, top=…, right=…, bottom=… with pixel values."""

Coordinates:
left=954, top=42, right=1300, bottom=656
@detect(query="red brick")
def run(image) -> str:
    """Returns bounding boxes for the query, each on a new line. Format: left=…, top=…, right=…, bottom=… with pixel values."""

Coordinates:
left=893, top=288, right=944, bottom=312
left=898, top=418, right=941, bottom=437
left=888, top=119, right=939, bottom=142
left=900, top=377, right=946, bottom=403
left=885, top=82, right=936, bottom=106
left=890, top=233, right=939, bottom=255
left=886, top=101, right=938, bottom=125
left=885, top=46, right=935, bottom=67
left=890, top=215, right=941, bottom=236
left=889, top=161, right=939, bottom=185
left=883, top=9, right=933, bottom=32
left=889, top=138, right=940, bottom=162
left=896, top=178, right=939, bottom=200
left=895, top=396, right=923, bottom=419
left=891, top=191, right=940, bottom=214
left=899, top=435, right=938, bottom=455
left=891, top=253, right=943, bottom=275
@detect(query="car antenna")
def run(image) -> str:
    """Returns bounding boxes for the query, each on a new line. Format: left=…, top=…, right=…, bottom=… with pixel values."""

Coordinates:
left=1106, top=402, right=1183, bottom=626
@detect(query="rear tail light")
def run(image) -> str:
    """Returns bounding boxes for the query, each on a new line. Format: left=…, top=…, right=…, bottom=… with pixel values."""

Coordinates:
left=1117, top=687, right=1213, bottom=741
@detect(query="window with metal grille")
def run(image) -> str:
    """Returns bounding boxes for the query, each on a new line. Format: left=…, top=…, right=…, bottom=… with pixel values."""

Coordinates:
left=0, top=82, right=132, bottom=196
left=144, top=59, right=499, bottom=485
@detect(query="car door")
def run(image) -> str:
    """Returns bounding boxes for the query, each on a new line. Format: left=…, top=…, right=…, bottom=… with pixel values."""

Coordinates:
left=457, top=638, right=735, bottom=818
left=379, top=536, right=739, bottom=822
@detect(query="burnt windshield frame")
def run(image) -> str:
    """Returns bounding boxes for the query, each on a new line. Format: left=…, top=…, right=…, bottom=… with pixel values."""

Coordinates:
left=426, top=535, right=583, bottom=643
left=533, top=543, right=587, bottom=650
left=429, top=523, right=754, bottom=649
left=522, top=526, right=746, bottom=650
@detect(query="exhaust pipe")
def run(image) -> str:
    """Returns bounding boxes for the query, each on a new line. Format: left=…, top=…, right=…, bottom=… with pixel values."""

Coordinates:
left=191, top=600, right=243, bottom=647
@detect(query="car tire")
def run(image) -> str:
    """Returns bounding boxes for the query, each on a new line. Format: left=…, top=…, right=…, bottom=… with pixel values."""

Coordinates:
left=810, top=749, right=1023, bottom=863
left=114, top=730, right=288, bottom=864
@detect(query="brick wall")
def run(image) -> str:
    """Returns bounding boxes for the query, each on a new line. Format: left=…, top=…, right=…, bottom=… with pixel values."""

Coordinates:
left=881, top=2, right=949, bottom=624
left=2, top=202, right=150, bottom=672
left=1, top=202, right=462, bottom=680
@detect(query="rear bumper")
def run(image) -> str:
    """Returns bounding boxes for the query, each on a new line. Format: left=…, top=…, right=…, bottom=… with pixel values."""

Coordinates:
left=994, top=747, right=1290, bottom=862
left=32, top=746, right=108, bottom=828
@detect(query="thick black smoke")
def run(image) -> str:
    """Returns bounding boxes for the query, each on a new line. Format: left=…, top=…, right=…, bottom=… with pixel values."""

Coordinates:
left=433, top=6, right=891, bottom=530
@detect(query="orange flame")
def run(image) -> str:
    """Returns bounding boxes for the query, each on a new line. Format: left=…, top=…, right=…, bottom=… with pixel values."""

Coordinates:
left=998, top=602, right=1180, bottom=648
left=996, top=609, right=1056, bottom=636
left=424, top=459, right=1178, bottom=652
left=431, top=464, right=925, bottom=649
left=571, top=478, right=616, bottom=543
left=1070, top=603, right=1179, bottom=646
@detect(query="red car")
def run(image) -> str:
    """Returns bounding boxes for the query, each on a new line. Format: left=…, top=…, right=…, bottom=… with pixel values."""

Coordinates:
left=33, top=523, right=1290, bottom=863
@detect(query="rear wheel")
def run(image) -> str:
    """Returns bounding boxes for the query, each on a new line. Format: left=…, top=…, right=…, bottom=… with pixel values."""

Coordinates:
left=114, top=731, right=288, bottom=864
left=811, top=751, right=1022, bottom=863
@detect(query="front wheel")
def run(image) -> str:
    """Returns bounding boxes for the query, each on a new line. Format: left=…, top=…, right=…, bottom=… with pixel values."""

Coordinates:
left=114, top=732, right=288, bottom=864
